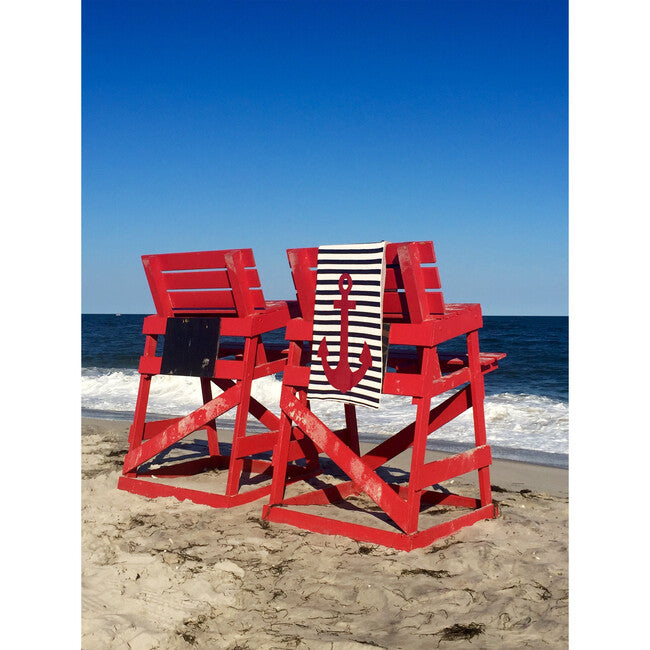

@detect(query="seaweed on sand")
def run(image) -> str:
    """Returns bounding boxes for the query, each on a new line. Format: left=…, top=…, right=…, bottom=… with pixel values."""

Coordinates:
left=439, top=622, right=485, bottom=641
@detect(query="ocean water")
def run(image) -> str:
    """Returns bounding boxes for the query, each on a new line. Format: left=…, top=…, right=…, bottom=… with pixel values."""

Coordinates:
left=82, top=314, right=568, bottom=468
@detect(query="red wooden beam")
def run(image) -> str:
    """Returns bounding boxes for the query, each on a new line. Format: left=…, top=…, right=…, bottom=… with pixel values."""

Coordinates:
left=123, top=384, right=242, bottom=473
left=413, top=445, right=492, bottom=491
left=281, top=394, right=411, bottom=532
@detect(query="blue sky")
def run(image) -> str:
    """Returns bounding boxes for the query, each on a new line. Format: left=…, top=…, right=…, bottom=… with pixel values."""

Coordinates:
left=82, top=0, right=567, bottom=315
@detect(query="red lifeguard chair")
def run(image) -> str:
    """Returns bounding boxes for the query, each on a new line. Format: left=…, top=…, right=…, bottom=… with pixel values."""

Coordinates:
left=262, top=241, right=506, bottom=550
left=118, top=248, right=319, bottom=507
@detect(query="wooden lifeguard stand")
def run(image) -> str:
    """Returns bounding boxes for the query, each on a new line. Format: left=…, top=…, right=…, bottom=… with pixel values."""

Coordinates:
left=262, top=241, right=505, bottom=550
left=118, top=248, right=319, bottom=507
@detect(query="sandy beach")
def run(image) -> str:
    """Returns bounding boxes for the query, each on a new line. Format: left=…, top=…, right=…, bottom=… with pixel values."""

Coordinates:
left=82, top=417, right=568, bottom=649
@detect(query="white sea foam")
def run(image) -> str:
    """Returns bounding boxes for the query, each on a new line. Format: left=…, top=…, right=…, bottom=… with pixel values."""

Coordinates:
left=82, top=368, right=568, bottom=460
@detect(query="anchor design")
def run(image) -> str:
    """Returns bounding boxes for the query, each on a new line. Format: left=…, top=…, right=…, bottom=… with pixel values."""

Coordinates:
left=318, top=273, right=372, bottom=393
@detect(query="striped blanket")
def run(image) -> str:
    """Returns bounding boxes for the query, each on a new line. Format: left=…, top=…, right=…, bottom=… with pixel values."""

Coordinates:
left=307, top=242, right=387, bottom=408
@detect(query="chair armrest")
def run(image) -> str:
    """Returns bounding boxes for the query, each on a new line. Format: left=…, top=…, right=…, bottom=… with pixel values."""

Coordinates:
left=142, top=315, right=167, bottom=336
left=220, top=301, right=292, bottom=337
left=388, top=303, right=483, bottom=347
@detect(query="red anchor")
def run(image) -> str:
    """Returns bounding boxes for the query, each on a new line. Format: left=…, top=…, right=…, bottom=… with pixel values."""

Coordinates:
left=317, top=273, right=373, bottom=393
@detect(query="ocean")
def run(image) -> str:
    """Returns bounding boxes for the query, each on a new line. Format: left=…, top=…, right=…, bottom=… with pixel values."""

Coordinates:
left=82, top=314, right=568, bottom=468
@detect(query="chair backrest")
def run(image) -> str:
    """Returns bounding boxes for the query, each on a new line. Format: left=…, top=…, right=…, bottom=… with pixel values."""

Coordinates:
left=142, top=248, right=266, bottom=318
left=286, top=241, right=445, bottom=324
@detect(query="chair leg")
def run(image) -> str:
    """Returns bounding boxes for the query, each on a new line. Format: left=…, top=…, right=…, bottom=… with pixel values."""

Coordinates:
left=467, top=330, right=493, bottom=508
left=268, top=393, right=296, bottom=506
left=405, top=394, right=432, bottom=534
left=124, top=373, right=153, bottom=477
left=299, top=397, right=321, bottom=473
left=226, top=336, right=257, bottom=497
left=200, top=378, right=220, bottom=456
left=344, top=403, right=361, bottom=456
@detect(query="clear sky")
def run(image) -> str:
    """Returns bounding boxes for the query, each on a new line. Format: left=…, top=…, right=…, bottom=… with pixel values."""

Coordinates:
left=82, top=0, right=567, bottom=315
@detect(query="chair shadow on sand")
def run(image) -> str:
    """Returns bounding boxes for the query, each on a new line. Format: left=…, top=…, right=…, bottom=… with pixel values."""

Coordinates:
left=140, top=436, right=454, bottom=532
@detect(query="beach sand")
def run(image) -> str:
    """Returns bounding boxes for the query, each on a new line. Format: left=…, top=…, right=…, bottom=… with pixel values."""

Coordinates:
left=82, top=417, right=568, bottom=649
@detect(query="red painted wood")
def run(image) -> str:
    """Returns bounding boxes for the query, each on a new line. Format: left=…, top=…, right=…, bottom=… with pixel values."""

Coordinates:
left=265, top=240, right=505, bottom=550
left=142, top=314, right=167, bottom=335
left=361, top=386, right=472, bottom=471
left=225, top=249, right=258, bottom=317
left=144, top=248, right=256, bottom=272
left=268, top=341, right=312, bottom=507
left=142, top=417, right=183, bottom=441
left=278, top=480, right=360, bottom=507
left=142, top=248, right=265, bottom=318
left=200, top=377, right=220, bottom=456
left=281, top=394, right=411, bottom=532
left=142, top=255, right=174, bottom=316
left=138, top=355, right=162, bottom=376
left=123, top=384, right=242, bottom=473
left=382, top=292, right=411, bottom=318
left=414, top=445, right=492, bottom=491
left=212, top=378, right=281, bottom=431
left=282, top=365, right=311, bottom=389
left=128, top=374, right=151, bottom=449
left=263, top=505, right=413, bottom=551
left=417, top=489, right=481, bottom=509
left=168, top=289, right=266, bottom=313
left=381, top=371, right=426, bottom=397
left=405, top=347, right=440, bottom=533
left=285, top=318, right=313, bottom=342
left=287, top=248, right=317, bottom=319
left=386, top=240, right=436, bottom=265
left=211, top=358, right=244, bottom=380
left=263, top=502, right=495, bottom=551
left=252, top=359, right=287, bottom=379
left=397, top=243, right=430, bottom=323
left=467, top=329, right=493, bottom=508
left=427, top=291, right=446, bottom=315
left=384, top=265, right=441, bottom=291
left=119, top=247, right=302, bottom=509
left=137, top=454, right=231, bottom=477
left=119, top=475, right=272, bottom=508
left=163, top=268, right=261, bottom=291
left=226, top=337, right=258, bottom=496
left=408, top=505, right=495, bottom=550
left=430, top=304, right=483, bottom=344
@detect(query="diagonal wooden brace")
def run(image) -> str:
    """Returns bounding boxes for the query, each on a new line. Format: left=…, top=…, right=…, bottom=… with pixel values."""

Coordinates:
left=281, top=393, right=410, bottom=532
left=212, top=377, right=281, bottom=431
left=361, top=385, right=472, bottom=471
left=123, top=383, right=242, bottom=473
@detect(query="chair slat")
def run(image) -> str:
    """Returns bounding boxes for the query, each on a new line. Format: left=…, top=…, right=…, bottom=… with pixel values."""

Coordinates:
left=382, top=292, right=410, bottom=316
left=384, top=266, right=441, bottom=291
left=169, top=290, right=236, bottom=311
left=145, top=249, right=256, bottom=272
left=226, top=249, right=258, bottom=316
left=169, top=288, right=266, bottom=312
left=427, top=291, right=445, bottom=315
left=386, top=241, right=435, bottom=264
left=287, top=247, right=318, bottom=268
left=287, top=248, right=318, bottom=320
left=288, top=242, right=443, bottom=322
left=162, top=268, right=260, bottom=291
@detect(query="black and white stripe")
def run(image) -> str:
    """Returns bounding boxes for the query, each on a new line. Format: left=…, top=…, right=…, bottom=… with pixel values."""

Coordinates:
left=307, top=242, right=387, bottom=408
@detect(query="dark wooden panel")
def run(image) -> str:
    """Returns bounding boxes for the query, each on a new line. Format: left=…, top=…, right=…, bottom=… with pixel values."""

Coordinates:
left=159, top=317, right=221, bottom=377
